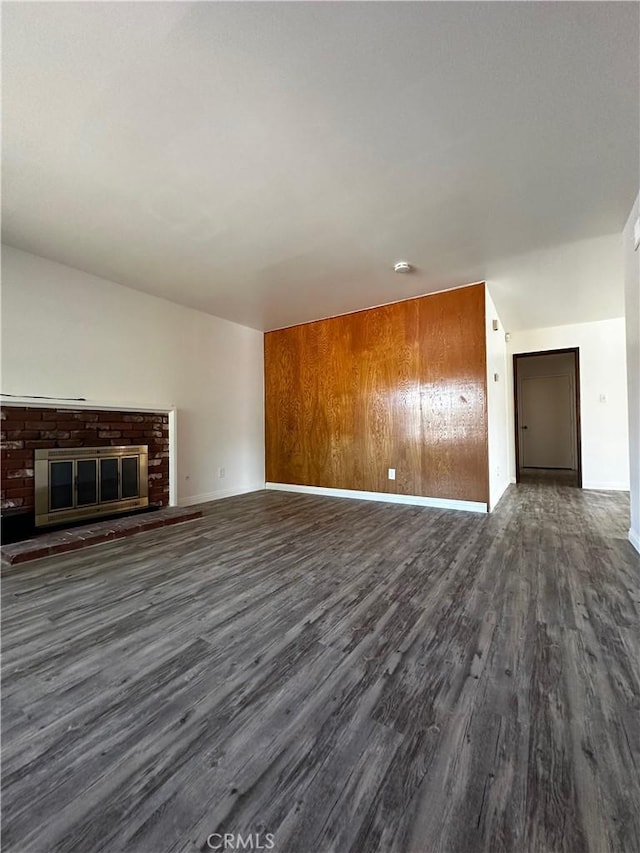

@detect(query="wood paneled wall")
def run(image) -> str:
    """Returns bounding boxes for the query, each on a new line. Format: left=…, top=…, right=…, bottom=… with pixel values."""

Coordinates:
left=264, top=283, right=489, bottom=504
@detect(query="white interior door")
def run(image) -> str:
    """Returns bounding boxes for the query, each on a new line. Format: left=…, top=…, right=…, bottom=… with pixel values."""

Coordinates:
left=520, top=375, right=575, bottom=469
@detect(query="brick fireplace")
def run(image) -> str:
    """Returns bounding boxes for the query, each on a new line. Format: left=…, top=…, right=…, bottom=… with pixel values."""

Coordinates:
left=1, top=406, right=170, bottom=514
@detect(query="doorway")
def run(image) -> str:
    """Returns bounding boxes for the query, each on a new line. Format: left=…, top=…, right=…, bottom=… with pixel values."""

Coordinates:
left=513, top=348, right=582, bottom=487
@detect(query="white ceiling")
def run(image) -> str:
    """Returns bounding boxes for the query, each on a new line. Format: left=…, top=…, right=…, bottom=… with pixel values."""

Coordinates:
left=2, top=2, right=638, bottom=331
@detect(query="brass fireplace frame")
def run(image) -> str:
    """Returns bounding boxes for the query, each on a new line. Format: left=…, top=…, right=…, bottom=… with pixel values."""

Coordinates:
left=34, top=445, right=149, bottom=527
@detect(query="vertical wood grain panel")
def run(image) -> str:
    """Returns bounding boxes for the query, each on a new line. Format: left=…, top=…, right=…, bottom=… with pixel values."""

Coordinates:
left=419, top=284, right=488, bottom=502
left=265, top=283, right=488, bottom=504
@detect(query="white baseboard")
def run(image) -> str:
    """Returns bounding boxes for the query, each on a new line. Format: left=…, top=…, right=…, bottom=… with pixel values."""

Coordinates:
left=582, top=481, right=630, bottom=492
left=265, top=482, right=487, bottom=513
left=178, top=483, right=264, bottom=507
left=629, top=528, right=640, bottom=555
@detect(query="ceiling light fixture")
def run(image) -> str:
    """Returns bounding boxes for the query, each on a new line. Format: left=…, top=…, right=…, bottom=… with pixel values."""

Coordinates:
left=393, top=261, right=413, bottom=274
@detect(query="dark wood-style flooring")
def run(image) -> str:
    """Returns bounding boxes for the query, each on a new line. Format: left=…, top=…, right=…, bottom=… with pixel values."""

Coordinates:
left=2, top=484, right=639, bottom=853
left=520, top=468, right=580, bottom=488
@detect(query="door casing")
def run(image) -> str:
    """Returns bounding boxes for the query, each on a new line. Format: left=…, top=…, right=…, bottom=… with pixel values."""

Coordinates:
left=513, top=347, right=582, bottom=487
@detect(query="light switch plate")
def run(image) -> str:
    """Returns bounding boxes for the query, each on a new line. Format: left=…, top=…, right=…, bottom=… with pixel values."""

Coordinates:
left=388, top=468, right=396, bottom=480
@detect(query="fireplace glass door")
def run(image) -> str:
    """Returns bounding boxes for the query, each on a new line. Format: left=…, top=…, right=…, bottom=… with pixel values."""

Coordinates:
left=76, top=459, right=98, bottom=506
left=35, top=446, right=149, bottom=527
left=99, top=458, right=119, bottom=503
left=50, top=461, right=74, bottom=511
left=121, top=456, right=139, bottom=499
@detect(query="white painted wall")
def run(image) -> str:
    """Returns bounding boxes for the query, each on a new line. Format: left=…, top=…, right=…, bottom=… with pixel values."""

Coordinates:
left=488, top=233, right=625, bottom=331
left=0, top=245, right=265, bottom=505
left=506, top=318, right=629, bottom=491
left=485, top=286, right=510, bottom=510
left=623, top=195, right=640, bottom=552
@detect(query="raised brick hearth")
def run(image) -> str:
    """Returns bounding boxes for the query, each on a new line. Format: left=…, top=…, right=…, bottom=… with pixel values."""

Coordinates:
left=1, top=405, right=170, bottom=512
left=1, top=505, right=201, bottom=566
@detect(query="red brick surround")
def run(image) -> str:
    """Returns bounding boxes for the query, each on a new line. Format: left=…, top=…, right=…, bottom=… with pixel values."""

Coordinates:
left=1, top=406, right=169, bottom=512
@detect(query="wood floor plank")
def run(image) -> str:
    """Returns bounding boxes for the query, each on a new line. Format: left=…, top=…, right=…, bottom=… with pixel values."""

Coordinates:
left=2, top=483, right=639, bottom=852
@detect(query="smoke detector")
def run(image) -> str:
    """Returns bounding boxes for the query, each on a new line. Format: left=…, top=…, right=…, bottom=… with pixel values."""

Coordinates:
left=393, top=261, right=413, bottom=274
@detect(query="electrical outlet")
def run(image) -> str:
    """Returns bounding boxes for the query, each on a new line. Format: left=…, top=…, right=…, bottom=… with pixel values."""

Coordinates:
left=218, top=467, right=226, bottom=479
left=388, top=468, right=396, bottom=480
